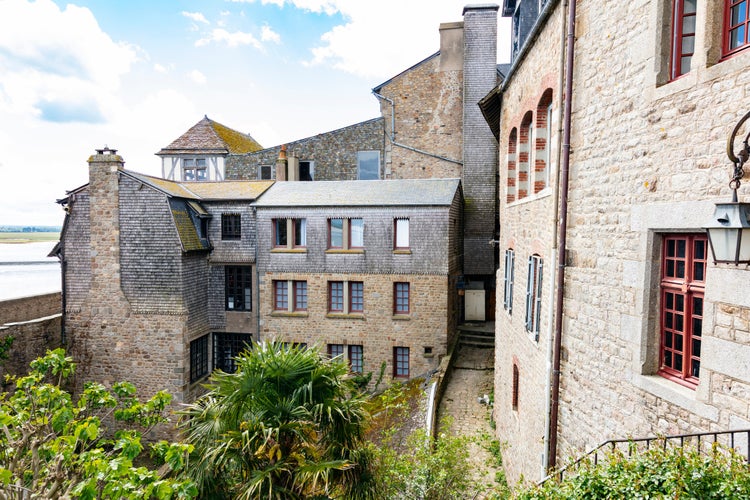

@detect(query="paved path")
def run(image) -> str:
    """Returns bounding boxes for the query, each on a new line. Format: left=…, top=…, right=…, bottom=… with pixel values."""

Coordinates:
left=437, top=340, right=500, bottom=498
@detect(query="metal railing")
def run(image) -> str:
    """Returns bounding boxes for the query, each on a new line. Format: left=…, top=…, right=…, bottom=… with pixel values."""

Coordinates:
left=541, top=428, right=750, bottom=485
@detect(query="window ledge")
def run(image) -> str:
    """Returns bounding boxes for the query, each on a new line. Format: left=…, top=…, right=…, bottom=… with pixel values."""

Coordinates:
left=326, top=249, right=365, bottom=254
left=326, top=313, right=365, bottom=320
left=271, top=248, right=307, bottom=254
left=392, top=314, right=411, bottom=321
left=270, top=311, right=309, bottom=318
left=633, top=374, right=718, bottom=421
left=393, top=249, right=412, bottom=255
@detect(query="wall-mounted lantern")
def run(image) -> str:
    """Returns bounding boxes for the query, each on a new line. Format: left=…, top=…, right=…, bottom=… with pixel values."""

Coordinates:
left=705, top=111, right=750, bottom=265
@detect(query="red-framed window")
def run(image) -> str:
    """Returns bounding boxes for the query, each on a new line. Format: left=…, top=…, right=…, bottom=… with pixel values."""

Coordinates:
left=349, top=282, right=364, bottom=312
left=394, top=282, right=410, bottom=315
left=293, top=281, right=307, bottom=311
left=393, top=346, right=409, bottom=377
left=273, top=280, right=288, bottom=311
left=659, top=234, right=706, bottom=388
left=329, top=281, right=344, bottom=312
left=724, top=0, right=750, bottom=57
left=394, top=218, right=410, bottom=249
left=671, top=0, right=696, bottom=79
left=273, top=218, right=306, bottom=248
left=328, top=343, right=344, bottom=359
left=349, top=345, right=363, bottom=373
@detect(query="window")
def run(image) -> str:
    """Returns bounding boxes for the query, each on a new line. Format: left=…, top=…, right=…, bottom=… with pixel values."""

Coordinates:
left=507, top=128, right=518, bottom=203
left=328, top=218, right=364, bottom=250
left=328, top=343, right=344, bottom=359
left=259, top=165, right=273, bottom=180
left=671, top=0, right=696, bottom=78
left=357, top=151, right=380, bottom=180
left=394, top=282, right=410, bottom=315
left=349, top=345, right=363, bottom=373
left=274, top=280, right=307, bottom=312
left=299, top=161, right=314, bottom=181
left=659, top=234, right=706, bottom=387
left=394, top=218, right=409, bottom=250
left=183, top=158, right=207, bottom=181
left=293, top=281, right=307, bottom=311
left=534, top=90, right=553, bottom=193
left=503, top=249, right=515, bottom=314
left=273, top=280, right=288, bottom=311
left=512, top=363, right=519, bottom=410
left=213, top=333, right=252, bottom=373
left=517, top=112, right=532, bottom=200
left=190, top=335, right=209, bottom=382
left=394, top=347, right=409, bottom=377
left=724, top=0, right=750, bottom=56
left=273, top=218, right=306, bottom=249
left=525, top=255, right=543, bottom=340
left=221, top=213, right=241, bottom=240
left=225, top=266, right=252, bottom=311
left=329, top=281, right=344, bottom=312
left=349, top=282, right=364, bottom=312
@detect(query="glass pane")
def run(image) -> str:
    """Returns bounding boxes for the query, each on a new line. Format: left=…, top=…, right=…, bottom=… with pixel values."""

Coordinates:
left=691, top=359, right=700, bottom=378
left=667, top=239, right=676, bottom=257
left=666, top=293, right=674, bottom=310
left=693, top=297, right=703, bottom=316
left=692, top=318, right=702, bottom=337
left=396, top=219, right=409, bottom=248
left=682, top=16, right=695, bottom=36
left=196, top=159, right=206, bottom=167
left=694, top=261, right=704, bottom=281
left=676, top=260, right=685, bottom=278
left=330, top=219, right=343, bottom=247
left=675, top=354, right=683, bottom=371
left=731, top=26, right=746, bottom=49
left=665, top=312, right=673, bottom=329
left=350, top=219, right=364, bottom=247
left=196, top=168, right=207, bottom=181
left=676, top=294, right=684, bottom=311
left=358, top=151, right=380, bottom=180
left=692, top=338, right=701, bottom=357
left=676, top=314, right=684, bottom=331
left=665, top=331, right=673, bottom=348
left=681, top=34, right=694, bottom=53
left=675, top=333, right=683, bottom=352
left=667, top=260, right=675, bottom=277
left=684, top=0, right=696, bottom=14
left=276, top=220, right=287, bottom=246
left=732, top=2, right=747, bottom=26
left=694, top=239, right=705, bottom=259
left=665, top=351, right=672, bottom=367
left=680, top=56, right=692, bottom=73
left=677, top=240, right=686, bottom=258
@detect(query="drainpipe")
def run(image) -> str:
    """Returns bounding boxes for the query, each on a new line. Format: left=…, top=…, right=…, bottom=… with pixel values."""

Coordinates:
left=548, top=0, right=577, bottom=473
left=541, top=0, right=569, bottom=479
left=372, top=91, right=463, bottom=166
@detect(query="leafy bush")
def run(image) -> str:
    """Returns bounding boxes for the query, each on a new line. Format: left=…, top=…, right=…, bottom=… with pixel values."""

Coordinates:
left=518, top=443, right=750, bottom=499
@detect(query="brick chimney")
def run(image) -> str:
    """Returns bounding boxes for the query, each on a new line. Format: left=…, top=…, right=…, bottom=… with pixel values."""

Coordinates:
left=87, top=146, right=124, bottom=295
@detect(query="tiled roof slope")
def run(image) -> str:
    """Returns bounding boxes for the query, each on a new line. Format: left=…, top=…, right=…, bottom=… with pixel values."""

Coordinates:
left=254, top=178, right=461, bottom=207
left=156, top=116, right=262, bottom=155
left=123, top=170, right=274, bottom=201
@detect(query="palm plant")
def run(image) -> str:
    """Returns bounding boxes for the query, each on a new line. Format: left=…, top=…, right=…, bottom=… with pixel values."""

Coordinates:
left=180, top=341, right=373, bottom=499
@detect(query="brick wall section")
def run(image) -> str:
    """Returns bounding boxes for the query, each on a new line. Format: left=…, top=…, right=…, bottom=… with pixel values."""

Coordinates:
left=0, top=293, right=60, bottom=325
left=0, top=315, right=62, bottom=389
left=495, top=0, right=750, bottom=483
left=226, top=118, right=385, bottom=180
left=376, top=55, right=464, bottom=181
left=259, top=272, right=449, bottom=381
left=462, top=5, right=499, bottom=276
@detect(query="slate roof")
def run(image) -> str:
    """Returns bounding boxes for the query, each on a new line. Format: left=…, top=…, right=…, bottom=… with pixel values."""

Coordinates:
left=123, top=171, right=274, bottom=201
left=254, top=179, right=461, bottom=208
left=156, top=116, right=263, bottom=156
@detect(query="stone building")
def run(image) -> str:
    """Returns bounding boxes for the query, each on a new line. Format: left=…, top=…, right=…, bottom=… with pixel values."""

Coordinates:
left=254, top=178, right=463, bottom=380
left=485, top=0, right=750, bottom=485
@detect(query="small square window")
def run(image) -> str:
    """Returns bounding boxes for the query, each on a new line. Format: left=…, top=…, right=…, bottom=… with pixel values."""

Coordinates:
left=222, top=214, right=241, bottom=240
left=259, top=165, right=273, bottom=180
left=357, top=151, right=380, bottom=180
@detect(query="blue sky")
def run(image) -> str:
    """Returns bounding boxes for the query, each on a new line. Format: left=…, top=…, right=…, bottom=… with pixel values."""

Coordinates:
left=0, top=0, right=510, bottom=226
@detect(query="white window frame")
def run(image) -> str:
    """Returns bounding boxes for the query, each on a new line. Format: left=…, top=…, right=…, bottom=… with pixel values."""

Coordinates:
left=503, top=249, right=515, bottom=314
left=394, top=218, right=409, bottom=249
left=525, top=255, right=543, bottom=340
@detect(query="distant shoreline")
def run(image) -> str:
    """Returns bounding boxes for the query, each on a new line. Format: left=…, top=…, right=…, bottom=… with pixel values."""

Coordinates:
left=0, top=233, right=60, bottom=244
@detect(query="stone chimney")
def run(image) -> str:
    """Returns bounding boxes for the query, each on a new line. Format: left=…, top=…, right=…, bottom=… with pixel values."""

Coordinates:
left=287, top=153, right=300, bottom=181
left=462, top=4, right=499, bottom=276
left=439, top=21, right=464, bottom=72
left=87, top=146, right=124, bottom=295
left=275, top=144, right=288, bottom=181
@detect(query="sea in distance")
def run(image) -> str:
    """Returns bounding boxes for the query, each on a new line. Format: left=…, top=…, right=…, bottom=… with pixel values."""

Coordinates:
left=0, top=241, right=61, bottom=301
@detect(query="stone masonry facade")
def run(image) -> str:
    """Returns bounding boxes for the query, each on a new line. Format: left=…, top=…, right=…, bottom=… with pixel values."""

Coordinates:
left=492, top=0, right=750, bottom=485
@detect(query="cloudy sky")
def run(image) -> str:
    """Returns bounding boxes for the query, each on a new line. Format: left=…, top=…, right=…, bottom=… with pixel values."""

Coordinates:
left=0, top=0, right=510, bottom=227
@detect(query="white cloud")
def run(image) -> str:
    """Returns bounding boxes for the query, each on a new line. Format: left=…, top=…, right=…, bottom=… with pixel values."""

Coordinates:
left=181, top=11, right=209, bottom=24
left=188, top=70, right=207, bottom=85
left=0, top=0, right=138, bottom=122
left=195, top=28, right=263, bottom=49
left=261, top=25, right=281, bottom=44
left=154, top=63, right=168, bottom=74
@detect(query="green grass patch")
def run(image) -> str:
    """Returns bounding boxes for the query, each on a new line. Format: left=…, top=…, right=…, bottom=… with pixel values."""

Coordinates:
left=0, top=232, right=60, bottom=243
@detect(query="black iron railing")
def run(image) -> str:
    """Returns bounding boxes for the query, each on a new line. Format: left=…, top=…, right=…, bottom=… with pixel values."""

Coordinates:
left=541, top=428, right=750, bottom=485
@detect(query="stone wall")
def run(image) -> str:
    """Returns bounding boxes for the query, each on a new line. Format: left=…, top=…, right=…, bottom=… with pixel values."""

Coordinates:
left=494, top=0, right=750, bottom=484
left=0, top=292, right=60, bottom=325
left=225, top=118, right=384, bottom=181
left=259, top=271, right=450, bottom=381
left=0, top=314, right=62, bottom=389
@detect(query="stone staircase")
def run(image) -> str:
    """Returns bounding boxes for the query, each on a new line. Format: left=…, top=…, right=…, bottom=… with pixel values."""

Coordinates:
left=457, top=322, right=495, bottom=349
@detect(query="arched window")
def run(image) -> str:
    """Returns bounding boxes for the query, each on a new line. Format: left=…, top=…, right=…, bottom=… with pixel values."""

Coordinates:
left=518, top=112, right=533, bottom=200
left=535, top=89, right=553, bottom=193
left=507, top=128, right=517, bottom=203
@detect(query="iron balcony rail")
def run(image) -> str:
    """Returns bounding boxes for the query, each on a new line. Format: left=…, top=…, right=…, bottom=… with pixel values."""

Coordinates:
left=541, top=428, right=750, bottom=485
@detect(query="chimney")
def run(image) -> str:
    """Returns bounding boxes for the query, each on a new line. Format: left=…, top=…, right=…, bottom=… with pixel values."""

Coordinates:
left=287, top=153, right=300, bottom=181
left=275, top=145, right=288, bottom=181
left=439, top=21, right=464, bottom=72
left=87, top=146, right=124, bottom=294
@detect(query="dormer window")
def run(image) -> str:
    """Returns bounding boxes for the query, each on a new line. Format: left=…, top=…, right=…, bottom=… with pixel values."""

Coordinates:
left=183, top=158, right=207, bottom=181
